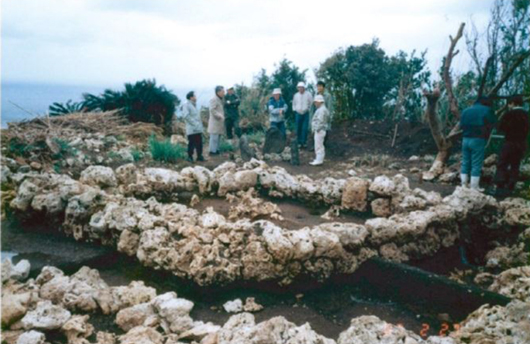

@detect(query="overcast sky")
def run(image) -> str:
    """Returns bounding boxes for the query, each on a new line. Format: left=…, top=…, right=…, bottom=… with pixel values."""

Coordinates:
left=2, top=0, right=494, bottom=90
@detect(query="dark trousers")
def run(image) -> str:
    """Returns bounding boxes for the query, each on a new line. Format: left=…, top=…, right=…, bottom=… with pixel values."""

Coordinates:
left=187, top=133, right=203, bottom=159
left=495, top=141, right=527, bottom=190
left=270, top=121, right=286, bottom=137
left=225, top=118, right=240, bottom=139
left=295, top=112, right=309, bottom=145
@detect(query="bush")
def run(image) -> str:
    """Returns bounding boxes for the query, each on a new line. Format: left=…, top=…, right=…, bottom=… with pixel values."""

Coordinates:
left=247, top=131, right=265, bottom=145
left=130, top=148, right=144, bottom=162
left=149, top=136, right=186, bottom=163
left=219, top=140, right=235, bottom=153
left=49, top=100, right=86, bottom=116
left=83, top=79, right=180, bottom=125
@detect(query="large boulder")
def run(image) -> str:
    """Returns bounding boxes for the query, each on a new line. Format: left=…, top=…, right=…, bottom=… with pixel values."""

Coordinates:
left=21, top=301, right=71, bottom=330
left=80, top=166, right=117, bottom=187
left=341, top=177, right=370, bottom=212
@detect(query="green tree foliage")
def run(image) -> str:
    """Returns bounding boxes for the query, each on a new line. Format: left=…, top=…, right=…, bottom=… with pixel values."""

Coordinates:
left=317, top=39, right=430, bottom=121
left=235, top=59, right=307, bottom=130
left=83, top=80, right=179, bottom=125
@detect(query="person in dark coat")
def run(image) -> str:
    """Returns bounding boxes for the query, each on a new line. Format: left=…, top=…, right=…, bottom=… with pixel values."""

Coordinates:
left=495, top=95, right=529, bottom=193
left=460, top=97, right=497, bottom=190
left=224, top=87, right=241, bottom=140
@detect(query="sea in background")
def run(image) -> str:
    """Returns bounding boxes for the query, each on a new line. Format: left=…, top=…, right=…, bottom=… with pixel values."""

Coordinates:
left=1, top=82, right=213, bottom=128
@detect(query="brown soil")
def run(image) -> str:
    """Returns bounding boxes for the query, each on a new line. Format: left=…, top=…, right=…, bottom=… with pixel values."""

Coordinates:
left=194, top=197, right=367, bottom=230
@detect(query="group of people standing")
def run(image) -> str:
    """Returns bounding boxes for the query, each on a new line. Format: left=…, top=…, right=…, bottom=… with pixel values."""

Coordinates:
left=267, top=81, right=334, bottom=165
left=177, top=85, right=241, bottom=162
left=178, top=81, right=334, bottom=166
left=460, top=95, right=529, bottom=194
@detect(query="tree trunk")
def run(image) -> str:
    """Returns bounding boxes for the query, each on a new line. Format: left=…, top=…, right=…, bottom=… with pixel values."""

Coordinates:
left=423, top=89, right=451, bottom=180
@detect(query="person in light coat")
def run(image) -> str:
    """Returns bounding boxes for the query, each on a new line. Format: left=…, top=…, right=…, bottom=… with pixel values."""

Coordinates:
left=208, top=86, right=226, bottom=155
left=310, top=95, right=329, bottom=166
left=178, top=91, right=205, bottom=162
left=292, top=82, right=313, bottom=148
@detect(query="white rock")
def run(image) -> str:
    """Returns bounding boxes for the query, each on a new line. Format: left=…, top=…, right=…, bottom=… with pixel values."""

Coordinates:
left=80, top=166, right=117, bottom=187
left=16, top=330, right=46, bottom=344
left=223, top=299, right=243, bottom=313
left=21, top=300, right=71, bottom=330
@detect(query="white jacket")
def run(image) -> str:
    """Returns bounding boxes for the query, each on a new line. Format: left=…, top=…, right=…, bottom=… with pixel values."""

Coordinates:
left=293, top=91, right=313, bottom=114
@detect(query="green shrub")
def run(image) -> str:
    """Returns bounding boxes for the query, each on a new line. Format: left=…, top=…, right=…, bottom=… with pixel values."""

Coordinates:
left=131, top=148, right=144, bottom=162
left=219, top=140, right=235, bottom=153
left=149, top=136, right=186, bottom=163
left=247, top=131, right=265, bottom=145
left=49, top=100, right=86, bottom=116
left=82, top=79, right=179, bottom=125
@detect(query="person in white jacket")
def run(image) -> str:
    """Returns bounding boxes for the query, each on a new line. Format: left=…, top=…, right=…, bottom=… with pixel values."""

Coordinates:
left=292, top=82, right=313, bottom=148
left=178, top=91, right=204, bottom=162
left=310, top=95, right=329, bottom=166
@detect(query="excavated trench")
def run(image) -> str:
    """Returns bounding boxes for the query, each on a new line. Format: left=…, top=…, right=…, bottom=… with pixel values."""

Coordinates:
left=2, top=211, right=511, bottom=341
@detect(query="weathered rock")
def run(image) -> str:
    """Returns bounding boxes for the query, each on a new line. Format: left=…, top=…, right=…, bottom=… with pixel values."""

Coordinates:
left=15, top=330, right=46, bottom=344
left=223, top=299, right=243, bottom=313
left=217, top=313, right=335, bottom=344
left=371, top=198, right=392, bottom=217
left=218, top=170, right=258, bottom=196
left=451, top=300, right=530, bottom=344
left=337, top=316, right=423, bottom=344
left=262, top=127, right=286, bottom=154
left=116, top=303, right=156, bottom=332
left=2, top=289, right=32, bottom=327
left=179, top=322, right=220, bottom=341
left=152, top=292, right=194, bottom=334
left=369, top=176, right=395, bottom=197
left=489, top=266, right=530, bottom=301
left=80, top=166, right=117, bottom=187
left=119, top=326, right=163, bottom=344
left=341, top=177, right=370, bottom=212
left=242, top=297, right=263, bottom=313
left=61, top=315, right=94, bottom=344
left=21, top=300, right=71, bottom=330
left=2, top=259, right=31, bottom=282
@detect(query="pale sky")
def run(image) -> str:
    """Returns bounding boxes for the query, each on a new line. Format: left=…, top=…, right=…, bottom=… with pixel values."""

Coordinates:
left=1, top=0, right=494, bottom=89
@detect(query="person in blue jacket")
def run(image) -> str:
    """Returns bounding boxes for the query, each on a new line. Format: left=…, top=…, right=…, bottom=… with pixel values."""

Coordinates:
left=460, top=97, right=497, bottom=190
left=267, top=88, right=288, bottom=136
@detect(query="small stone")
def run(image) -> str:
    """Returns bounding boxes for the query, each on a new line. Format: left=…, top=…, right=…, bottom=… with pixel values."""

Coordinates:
left=223, top=299, right=243, bottom=313
left=29, top=162, right=42, bottom=171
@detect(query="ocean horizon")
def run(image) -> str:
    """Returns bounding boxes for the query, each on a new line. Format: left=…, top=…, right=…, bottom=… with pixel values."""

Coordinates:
left=1, top=82, right=214, bottom=128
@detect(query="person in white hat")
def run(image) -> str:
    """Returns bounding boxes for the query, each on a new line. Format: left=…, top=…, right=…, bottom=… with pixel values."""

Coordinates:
left=292, top=81, right=313, bottom=148
left=267, top=88, right=288, bottom=136
left=310, top=94, right=330, bottom=166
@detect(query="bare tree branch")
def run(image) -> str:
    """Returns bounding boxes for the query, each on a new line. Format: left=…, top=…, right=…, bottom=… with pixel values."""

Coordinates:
left=443, top=23, right=465, bottom=121
left=487, top=50, right=530, bottom=97
left=477, top=55, right=494, bottom=98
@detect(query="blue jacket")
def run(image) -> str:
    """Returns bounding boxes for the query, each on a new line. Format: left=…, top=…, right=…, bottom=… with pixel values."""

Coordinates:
left=267, top=97, right=288, bottom=123
left=460, top=103, right=497, bottom=139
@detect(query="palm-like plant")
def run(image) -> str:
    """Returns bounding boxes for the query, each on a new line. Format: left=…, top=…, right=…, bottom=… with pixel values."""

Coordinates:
left=48, top=100, right=85, bottom=116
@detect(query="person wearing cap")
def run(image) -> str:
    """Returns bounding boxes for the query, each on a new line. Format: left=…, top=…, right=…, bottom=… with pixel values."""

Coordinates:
left=293, top=82, right=313, bottom=148
left=267, top=88, right=288, bottom=136
left=316, top=81, right=334, bottom=132
left=310, top=95, right=330, bottom=166
left=460, top=97, right=497, bottom=190
left=494, top=95, right=529, bottom=194
left=208, top=86, right=226, bottom=155
left=224, top=87, right=241, bottom=141
left=178, top=91, right=205, bottom=162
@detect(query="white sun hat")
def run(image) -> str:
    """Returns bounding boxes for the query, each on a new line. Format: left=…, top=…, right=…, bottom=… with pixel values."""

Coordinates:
left=272, top=88, right=282, bottom=95
left=314, top=95, right=325, bottom=103
left=297, top=82, right=306, bottom=88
